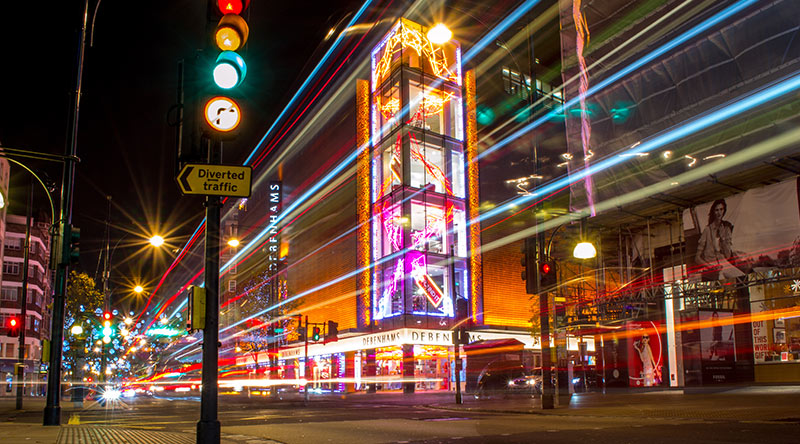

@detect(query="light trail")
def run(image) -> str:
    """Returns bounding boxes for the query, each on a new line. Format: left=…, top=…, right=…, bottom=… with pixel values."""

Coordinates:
left=475, top=0, right=757, bottom=162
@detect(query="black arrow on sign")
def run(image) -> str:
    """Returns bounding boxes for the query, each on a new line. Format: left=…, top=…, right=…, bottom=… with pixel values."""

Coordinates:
left=179, top=166, right=194, bottom=192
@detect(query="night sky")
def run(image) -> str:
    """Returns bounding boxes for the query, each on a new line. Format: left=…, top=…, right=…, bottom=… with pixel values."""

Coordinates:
left=1, top=0, right=358, bottom=313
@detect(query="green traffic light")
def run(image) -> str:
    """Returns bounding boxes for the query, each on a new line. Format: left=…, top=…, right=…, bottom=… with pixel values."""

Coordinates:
left=213, top=51, right=247, bottom=89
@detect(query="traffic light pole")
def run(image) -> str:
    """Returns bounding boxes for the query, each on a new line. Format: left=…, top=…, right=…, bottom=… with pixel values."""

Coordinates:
left=538, top=236, right=554, bottom=409
left=44, top=0, right=87, bottom=426
left=198, top=138, right=221, bottom=444
left=16, top=178, right=33, bottom=409
left=304, top=315, right=309, bottom=404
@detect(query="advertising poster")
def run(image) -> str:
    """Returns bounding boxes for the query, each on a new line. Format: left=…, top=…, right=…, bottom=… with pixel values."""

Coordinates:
left=682, top=178, right=800, bottom=281
left=601, top=331, right=628, bottom=388
left=698, top=310, right=737, bottom=384
left=626, top=321, right=664, bottom=387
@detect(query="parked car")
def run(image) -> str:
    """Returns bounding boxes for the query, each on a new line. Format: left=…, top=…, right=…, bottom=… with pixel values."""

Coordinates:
left=474, top=360, right=540, bottom=399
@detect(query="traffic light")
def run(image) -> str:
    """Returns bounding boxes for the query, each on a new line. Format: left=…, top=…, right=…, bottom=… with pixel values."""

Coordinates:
left=521, top=237, right=536, bottom=294
left=68, top=225, right=81, bottom=265
left=311, top=326, right=321, bottom=342
left=7, top=317, right=20, bottom=337
left=103, top=312, right=112, bottom=322
left=539, top=259, right=557, bottom=291
left=325, top=321, right=339, bottom=343
left=297, top=326, right=306, bottom=342
left=186, top=286, right=207, bottom=332
left=201, top=0, right=250, bottom=137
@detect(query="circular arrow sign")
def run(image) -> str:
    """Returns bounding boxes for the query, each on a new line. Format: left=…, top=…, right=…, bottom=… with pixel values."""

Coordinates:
left=204, top=96, right=241, bottom=132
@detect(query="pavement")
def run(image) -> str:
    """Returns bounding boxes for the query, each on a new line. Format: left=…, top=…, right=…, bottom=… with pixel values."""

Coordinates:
left=1, top=386, right=799, bottom=443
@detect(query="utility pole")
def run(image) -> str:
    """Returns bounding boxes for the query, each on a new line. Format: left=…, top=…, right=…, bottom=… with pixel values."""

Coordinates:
left=16, top=177, right=33, bottom=409
left=538, top=236, right=554, bottom=409
left=44, top=0, right=86, bottom=426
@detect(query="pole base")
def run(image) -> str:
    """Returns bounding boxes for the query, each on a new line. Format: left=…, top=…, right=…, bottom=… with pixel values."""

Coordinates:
left=197, top=419, right=221, bottom=444
left=43, top=405, right=61, bottom=426
left=541, top=393, right=555, bottom=409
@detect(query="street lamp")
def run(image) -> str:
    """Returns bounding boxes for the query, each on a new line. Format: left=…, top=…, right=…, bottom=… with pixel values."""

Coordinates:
left=133, top=285, right=144, bottom=294
left=573, top=241, right=597, bottom=259
left=227, top=238, right=240, bottom=247
left=70, top=325, right=84, bottom=336
left=427, top=23, right=452, bottom=44
left=149, top=235, right=165, bottom=247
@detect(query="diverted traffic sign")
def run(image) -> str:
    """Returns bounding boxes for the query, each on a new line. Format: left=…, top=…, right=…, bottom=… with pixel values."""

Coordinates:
left=177, top=164, right=252, bottom=197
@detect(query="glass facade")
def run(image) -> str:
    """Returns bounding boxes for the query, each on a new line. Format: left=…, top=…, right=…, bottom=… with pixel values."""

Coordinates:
left=370, top=19, right=468, bottom=325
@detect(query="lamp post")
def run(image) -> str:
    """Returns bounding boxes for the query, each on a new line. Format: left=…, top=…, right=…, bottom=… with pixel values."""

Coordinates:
left=44, top=0, right=88, bottom=425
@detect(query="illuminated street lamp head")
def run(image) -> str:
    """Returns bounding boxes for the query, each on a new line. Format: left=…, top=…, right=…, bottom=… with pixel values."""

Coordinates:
left=149, top=235, right=165, bottom=247
left=427, top=23, right=452, bottom=44
left=70, top=325, right=83, bottom=336
left=573, top=241, right=597, bottom=259
left=134, top=285, right=144, bottom=294
left=227, top=238, right=240, bottom=247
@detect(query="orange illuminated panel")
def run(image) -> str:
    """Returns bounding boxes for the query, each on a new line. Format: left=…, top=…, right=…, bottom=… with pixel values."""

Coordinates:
left=356, top=80, right=372, bottom=327
left=465, top=70, right=482, bottom=324
left=204, top=97, right=241, bottom=132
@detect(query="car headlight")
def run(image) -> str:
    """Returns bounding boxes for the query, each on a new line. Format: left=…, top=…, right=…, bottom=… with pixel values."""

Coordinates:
left=102, top=389, right=121, bottom=401
left=508, top=380, right=515, bottom=386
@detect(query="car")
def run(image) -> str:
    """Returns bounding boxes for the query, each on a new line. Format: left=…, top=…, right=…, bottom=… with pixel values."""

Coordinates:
left=474, top=360, right=540, bottom=399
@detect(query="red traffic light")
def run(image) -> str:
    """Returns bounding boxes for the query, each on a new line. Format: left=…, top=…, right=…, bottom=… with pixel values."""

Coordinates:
left=217, top=0, right=249, bottom=15
left=9, top=318, right=17, bottom=327
left=541, top=263, right=551, bottom=274
left=103, top=312, right=112, bottom=320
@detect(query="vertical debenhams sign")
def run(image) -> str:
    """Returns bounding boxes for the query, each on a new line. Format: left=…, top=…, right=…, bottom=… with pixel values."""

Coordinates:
left=267, top=181, right=281, bottom=273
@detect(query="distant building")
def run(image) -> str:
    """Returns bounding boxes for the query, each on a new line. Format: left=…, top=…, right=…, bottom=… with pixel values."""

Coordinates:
left=0, top=214, right=52, bottom=396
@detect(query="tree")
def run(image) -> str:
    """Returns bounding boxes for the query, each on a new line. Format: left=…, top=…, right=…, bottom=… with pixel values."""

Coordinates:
left=62, top=271, right=103, bottom=382
left=236, top=262, right=298, bottom=382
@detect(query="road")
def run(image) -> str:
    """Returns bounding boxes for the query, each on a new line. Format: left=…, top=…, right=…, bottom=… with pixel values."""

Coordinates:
left=41, top=390, right=798, bottom=444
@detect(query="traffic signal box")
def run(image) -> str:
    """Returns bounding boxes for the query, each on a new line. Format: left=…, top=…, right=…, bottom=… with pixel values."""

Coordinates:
left=186, top=286, right=207, bottom=332
left=6, top=317, right=20, bottom=337
left=521, top=238, right=537, bottom=294
left=311, top=326, right=321, bottom=342
left=521, top=237, right=557, bottom=294
left=324, top=321, right=339, bottom=343
left=202, top=0, right=249, bottom=138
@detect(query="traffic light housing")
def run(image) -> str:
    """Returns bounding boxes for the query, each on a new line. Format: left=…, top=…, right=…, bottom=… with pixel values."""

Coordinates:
left=187, top=286, right=207, bottom=332
left=200, top=0, right=250, bottom=138
left=325, top=321, right=339, bottom=343
left=68, top=225, right=81, bottom=265
left=539, top=259, right=557, bottom=291
left=521, top=237, right=536, bottom=294
left=7, top=317, right=20, bottom=337
left=311, top=326, right=321, bottom=342
left=297, top=326, right=306, bottom=342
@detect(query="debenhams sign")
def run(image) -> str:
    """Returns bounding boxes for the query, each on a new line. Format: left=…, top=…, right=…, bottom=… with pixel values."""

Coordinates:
left=279, top=328, right=532, bottom=359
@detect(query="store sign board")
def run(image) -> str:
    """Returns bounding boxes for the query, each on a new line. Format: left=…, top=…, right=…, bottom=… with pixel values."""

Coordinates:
left=278, top=328, right=540, bottom=359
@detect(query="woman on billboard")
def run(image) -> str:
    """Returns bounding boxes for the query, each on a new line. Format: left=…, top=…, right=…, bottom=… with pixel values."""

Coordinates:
left=695, top=199, right=745, bottom=280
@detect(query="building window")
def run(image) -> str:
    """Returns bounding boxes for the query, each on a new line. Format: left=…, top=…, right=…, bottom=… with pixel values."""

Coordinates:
left=502, top=67, right=531, bottom=99
left=228, top=280, right=237, bottom=292
left=1, top=287, right=18, bottom=301
left=5, top=237, right=22, bottom=250
left=3, top=261, right=20, bottom=275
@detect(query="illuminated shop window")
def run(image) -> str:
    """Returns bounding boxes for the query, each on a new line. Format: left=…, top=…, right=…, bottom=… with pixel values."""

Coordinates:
left=374, top=80, right=401, bottom=140
left=453, top=207, right=467, bottom=258
left=409, top=255, right=453, bottom=317
left=382, top=138, right=403, bottom=192
left=450, top=150, right=465, bottom=198
left=377, top=260, right=404, bottom=319
left=379, top=202, right=403, bottom=258
left=410, top=201, right=445, bottom=254
left=410, top=140, right=445, bottom=193
left=408, top=83, right=460, bottom=139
